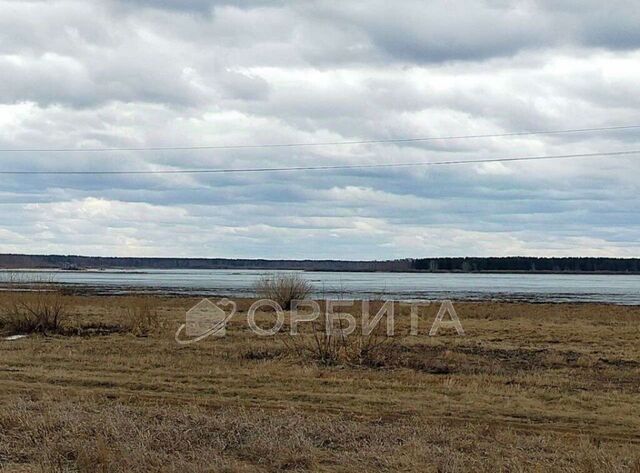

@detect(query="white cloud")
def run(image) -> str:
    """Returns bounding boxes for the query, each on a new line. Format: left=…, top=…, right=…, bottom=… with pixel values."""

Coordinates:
left=0, top=0, right=639, bottom=258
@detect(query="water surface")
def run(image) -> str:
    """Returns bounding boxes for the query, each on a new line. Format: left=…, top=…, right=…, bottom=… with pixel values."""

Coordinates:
left=2, top=269, right=639, bottom=304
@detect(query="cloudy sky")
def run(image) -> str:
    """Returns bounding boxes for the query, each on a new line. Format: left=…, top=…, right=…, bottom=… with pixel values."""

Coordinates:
left=1, top=0, right=639, bottom=259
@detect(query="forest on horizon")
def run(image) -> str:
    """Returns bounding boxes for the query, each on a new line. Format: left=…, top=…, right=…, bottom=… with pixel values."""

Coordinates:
left=0, top=254, right=639, bottom=273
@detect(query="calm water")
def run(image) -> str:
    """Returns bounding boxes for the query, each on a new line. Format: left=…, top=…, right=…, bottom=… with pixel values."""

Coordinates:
left=2, top=269, right=640, bottom=304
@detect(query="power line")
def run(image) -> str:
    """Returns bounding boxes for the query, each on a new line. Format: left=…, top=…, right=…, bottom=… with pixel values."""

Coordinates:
left=0, top=124, right=638, bottom=153
left=1, top=149, right=638, bottom=176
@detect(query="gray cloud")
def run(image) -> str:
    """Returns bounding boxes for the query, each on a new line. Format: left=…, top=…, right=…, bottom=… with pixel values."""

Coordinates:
left=0, top=0, right=639, bottom=257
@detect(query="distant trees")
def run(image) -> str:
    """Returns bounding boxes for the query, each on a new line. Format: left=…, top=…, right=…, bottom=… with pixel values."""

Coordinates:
left=0, top=253, right=639, bottom=273
left=0, top=254, right=413, bottom=272
left=412, top=257, right=640, bottom=273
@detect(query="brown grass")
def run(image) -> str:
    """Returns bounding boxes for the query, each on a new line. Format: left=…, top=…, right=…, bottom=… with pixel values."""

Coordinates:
left=1, top=293, right=640, bottom=472
left=1, top=397, right=637, bottom=473
left=0, top=290, right=67, bottom=335
left=280, top=308, right=406, bottom=367
left=123, top=297, right=160, bottom=337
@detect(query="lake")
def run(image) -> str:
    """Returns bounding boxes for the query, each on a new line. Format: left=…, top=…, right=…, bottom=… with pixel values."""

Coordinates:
left=2, top=269, right=640, bottom=304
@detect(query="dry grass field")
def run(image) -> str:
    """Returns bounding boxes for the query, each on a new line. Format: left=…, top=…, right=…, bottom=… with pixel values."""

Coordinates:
left=1, top=292, right=640, bottom=472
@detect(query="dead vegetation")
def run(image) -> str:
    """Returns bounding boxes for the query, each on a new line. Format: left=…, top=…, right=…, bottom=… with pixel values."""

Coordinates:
left=1, top=397, right=638, bottom=473
left=279, top=309, right=407, bottom=367
left=0, top=276, right=68, bottom=335
left=123, top=297, right=160, bottom=337
left=1, top=293, right=640, bottom=472
left=253, top=273, right=313, bottom=310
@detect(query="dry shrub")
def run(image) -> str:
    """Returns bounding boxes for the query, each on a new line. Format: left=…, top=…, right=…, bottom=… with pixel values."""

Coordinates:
left=0, top=275, right=67, bottom=335
left=124, top=298, right=160, bottom=337
left=282, top=311, right=405, bottom=368
left=253, top=273, right=313, bottom=310
left=344, top=316, right=405, bottom=368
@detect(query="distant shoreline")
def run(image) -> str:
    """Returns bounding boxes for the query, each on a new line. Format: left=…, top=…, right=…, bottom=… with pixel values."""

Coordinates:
left=1, top=253, right=639, bottom=274
left=1, top=267, right=640, bottom=276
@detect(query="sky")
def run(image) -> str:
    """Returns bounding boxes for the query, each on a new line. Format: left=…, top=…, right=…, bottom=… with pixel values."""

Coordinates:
left=1, top=0, right=640, bottom=260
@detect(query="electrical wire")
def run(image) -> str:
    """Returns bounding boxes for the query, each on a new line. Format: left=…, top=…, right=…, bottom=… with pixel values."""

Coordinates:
left=1, top=149, right=638, bottom=175
left=0, top=124, right=638, bottom=153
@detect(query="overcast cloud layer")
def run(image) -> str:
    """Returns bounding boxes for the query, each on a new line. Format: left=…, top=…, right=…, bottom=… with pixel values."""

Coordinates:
left=1, top=0, right=639, bottom=259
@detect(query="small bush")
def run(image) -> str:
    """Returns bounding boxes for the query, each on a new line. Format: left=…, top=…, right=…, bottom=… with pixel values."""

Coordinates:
left=281, top=311, right=405, bottom=368
left=0, top=277, right=67, bottom=335
left=253, top=273, right=313, bottom=310
left=124, top=298, right=160, bottom=337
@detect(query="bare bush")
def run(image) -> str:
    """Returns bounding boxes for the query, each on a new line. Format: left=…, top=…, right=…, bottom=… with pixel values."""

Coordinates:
left=0, top=273, right=67, bottom=335
left=253, top=273, right=313, bottom=310
left=345, top=322, right=404, bottom=368
left=281, top=309, right=405, bottom=367
left=124, top=298, right=160, bottom=337
left=280, top=311, right=341, bottom=365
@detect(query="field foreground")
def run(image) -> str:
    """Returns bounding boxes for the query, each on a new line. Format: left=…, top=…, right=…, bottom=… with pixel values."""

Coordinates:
left=1, top=294, right=640, bottom=472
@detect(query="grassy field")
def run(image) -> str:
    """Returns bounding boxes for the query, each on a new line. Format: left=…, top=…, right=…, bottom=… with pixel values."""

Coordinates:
left=1, top=293, right=640, bottom=472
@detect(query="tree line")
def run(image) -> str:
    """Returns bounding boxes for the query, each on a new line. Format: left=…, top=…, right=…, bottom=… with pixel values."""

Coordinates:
left=412, top=257, right=640, bottom=273
left=1, top=254, right=639, bottom=273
